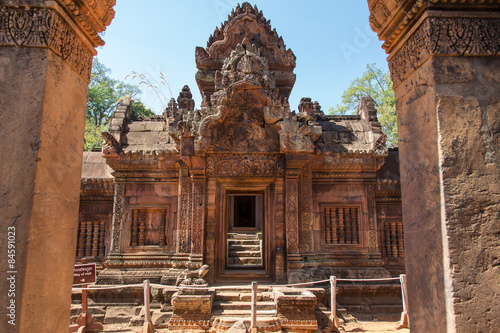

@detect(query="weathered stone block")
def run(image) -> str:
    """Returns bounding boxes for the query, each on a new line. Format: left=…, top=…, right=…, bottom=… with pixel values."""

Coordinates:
left=168, top=291, right=214, bottom=331
left=275, top=288, right=318, bottom=331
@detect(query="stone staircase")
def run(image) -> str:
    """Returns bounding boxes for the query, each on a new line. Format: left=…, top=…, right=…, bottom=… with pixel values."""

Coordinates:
left=210, top=286, right=280, bottom=331
left=227, top=232, right=263, bottom=267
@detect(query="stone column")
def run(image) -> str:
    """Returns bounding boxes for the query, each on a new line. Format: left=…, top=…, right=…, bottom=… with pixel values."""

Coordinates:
left=285, top=154, right=309, bottom=281
left=0, top=1, right=115, bottom=332
left=190, top=156, right=206, bottom=265
left=176, top=160, right=192, bottom=255
left=367, top=1, right=500, bottom=332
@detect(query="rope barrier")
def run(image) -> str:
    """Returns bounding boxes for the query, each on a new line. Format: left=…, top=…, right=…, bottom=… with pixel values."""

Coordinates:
left=72, top=276, right=400, bottom=291
left=71, top=274, right=409, bottom=331
left=336, top=277, right=401, bottom=282
left=261, top=279, right=331, bottom=288
left=73, top=283, right=142, bottom=290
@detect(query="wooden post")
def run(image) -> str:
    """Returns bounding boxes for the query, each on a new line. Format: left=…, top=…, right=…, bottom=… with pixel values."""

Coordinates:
left=81, top=283, right=88, bottom=315
left=142, top=279, right=154, bottom=333
left=397, top=274, right=410, bottom=329
left=330, top=275, right=340, bottom=331
left=251, top=281, right=258, bottom=331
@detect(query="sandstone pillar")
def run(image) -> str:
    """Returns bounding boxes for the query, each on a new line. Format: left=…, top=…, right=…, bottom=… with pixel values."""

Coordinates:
left=285, top=154, right=309, bottom=281
left=190, top=155, right=207, bottom=264
left=367, top=1, right=500, bottom=332
left=0, top=1, right=115, bottom=332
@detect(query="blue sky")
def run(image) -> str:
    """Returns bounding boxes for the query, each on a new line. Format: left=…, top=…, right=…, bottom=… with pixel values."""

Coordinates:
left=96, top=0, right=388, bottom=114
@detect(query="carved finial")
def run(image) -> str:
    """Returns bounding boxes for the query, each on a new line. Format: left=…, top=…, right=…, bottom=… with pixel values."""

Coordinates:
left=313, top=101, right=322, bottom=114
left=177, top=85, right=195, bottom=111
left=374, top=133, right=388, bottom=153
left=101, top=132, right=121, bottom=156
left=298, top=97, right=313, bottom=114
left=165, top=98, right=178, bottom=118
left=242, top=2, right=253, bottom=12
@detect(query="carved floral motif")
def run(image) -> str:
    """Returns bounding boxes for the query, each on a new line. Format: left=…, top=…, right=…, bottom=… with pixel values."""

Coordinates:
left=286, top=180, right=299, bottom=254
left=110, top=183, right=124, bottom=253
left=177, top=161, right=192, bottom=253
left=206, top=154, right=285, bottom=177
left=367, top=184, right=377, bottom=250
left=389, top=17, right=500, bottom=86
left=0, top=7, right=95, bottom=81
left=191, top=179, right=205, bottom=254
left=299, top=164, right=312, bottom=253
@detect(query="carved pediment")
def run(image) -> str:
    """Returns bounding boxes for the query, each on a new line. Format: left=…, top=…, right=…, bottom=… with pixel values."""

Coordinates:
left=196, top=2, right=296, bottom=101
left=167, top=2, right=321, bottom=155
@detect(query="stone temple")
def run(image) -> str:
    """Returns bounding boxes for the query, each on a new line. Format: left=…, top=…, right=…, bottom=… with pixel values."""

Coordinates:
left=77, top=2, right=404, bottom=328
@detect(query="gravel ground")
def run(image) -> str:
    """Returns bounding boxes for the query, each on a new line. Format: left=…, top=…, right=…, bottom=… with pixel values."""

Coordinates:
left=99, top=321, right=410, bottom=333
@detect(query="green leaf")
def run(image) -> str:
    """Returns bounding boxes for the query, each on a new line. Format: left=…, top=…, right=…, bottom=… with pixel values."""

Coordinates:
left=328, top=64, right=398, bottom=145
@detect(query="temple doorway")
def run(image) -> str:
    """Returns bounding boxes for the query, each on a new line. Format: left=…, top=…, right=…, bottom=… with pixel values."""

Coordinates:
left=226, top=194, right=264, bottom=269
left=214, top=180, right=275, bottom=282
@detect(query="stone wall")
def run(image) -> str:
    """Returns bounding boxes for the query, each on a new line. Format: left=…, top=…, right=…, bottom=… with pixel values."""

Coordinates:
left=0, top=45, right=89, bottom=332
left=392, top=30, right=500, bottom=333
left=368, top=1, right=500, bottom=331
left=0, top=1, right=115, bottom=331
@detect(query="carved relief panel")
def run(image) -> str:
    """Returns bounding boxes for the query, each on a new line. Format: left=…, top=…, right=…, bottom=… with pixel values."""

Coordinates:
left=109, top=182, right=178, bottom=254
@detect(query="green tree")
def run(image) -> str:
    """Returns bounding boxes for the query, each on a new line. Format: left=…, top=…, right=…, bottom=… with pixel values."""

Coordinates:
left=84, top=59, right=154, bottom=151
left=329, top=64, right=398, bottom=144
left=84, top=119, right=108, bottom=151
left=132, top=100, right=155, bottom=118
left=86, top=58, right=141, bottom=126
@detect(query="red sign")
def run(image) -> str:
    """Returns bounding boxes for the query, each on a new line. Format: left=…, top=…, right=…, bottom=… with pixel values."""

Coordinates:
left=73, top=263, right=96, bottom=285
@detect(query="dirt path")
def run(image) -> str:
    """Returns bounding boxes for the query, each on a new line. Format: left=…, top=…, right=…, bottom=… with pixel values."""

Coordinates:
left=344, top=321, right=410, bottom=333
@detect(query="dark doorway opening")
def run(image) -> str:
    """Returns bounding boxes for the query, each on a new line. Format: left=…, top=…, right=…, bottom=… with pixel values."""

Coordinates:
left=233, top=196, right=255, bottom=228
left=228, top=194, right=262, bottom=231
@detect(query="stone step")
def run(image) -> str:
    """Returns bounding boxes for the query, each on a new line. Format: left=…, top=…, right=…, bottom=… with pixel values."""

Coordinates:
left=227, top=257, right=263, bottom=265
left=215, top=291, right=273, bottom=302
left=238, top=292, right=273, bottom=302
left=227, top=233, right=262, bottom=240
left=227, top=250, right=262, bottom=258
left=214, top=301, right=276, bottom=311
left=215, top=292, right=247, bottom=302
left=228, top=244, right=261, bottom=251
left=227, top=239, right=261, bottom=245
